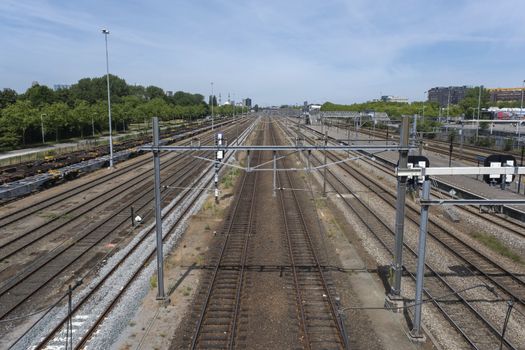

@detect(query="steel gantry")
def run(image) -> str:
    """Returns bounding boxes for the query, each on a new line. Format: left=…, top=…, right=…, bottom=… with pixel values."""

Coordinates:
left=143, top=116, right=525, bottom=345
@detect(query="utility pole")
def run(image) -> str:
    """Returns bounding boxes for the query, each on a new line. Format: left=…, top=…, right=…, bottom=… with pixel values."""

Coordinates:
left=476, top=85, right=482, bottom=142
left=388, top=116, right=409, bottom=303
left=40, top=113, right=46, bottom=144
left=92, top=114, right=96, bottom=137
left=152, top=117, right=165, bottom=300
left=211, top=82, right=214, bottom=131
left=518, top=143, right=524, bottom=195
left=446, top=87, right=451, bottom=120
left=323, top=131, right=327, bottom=197
left=410, top=178, right=431, bottom=340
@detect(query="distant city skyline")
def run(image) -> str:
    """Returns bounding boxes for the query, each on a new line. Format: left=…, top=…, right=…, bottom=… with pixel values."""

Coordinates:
left=1, top=0, right=525, bottom=106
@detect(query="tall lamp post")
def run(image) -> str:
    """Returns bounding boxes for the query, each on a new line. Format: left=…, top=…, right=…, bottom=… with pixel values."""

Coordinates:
left=92, top=113, right=96, bottom=137
left=211, top=82, right=214, bottom=131
left=102, top=28, right=114, bottom=168
left=40, top=113, right=46, bottom=144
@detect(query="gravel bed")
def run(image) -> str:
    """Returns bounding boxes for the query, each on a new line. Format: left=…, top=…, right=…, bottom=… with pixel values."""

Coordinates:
left=7, top=120, right=258, bottom=350
left=299, top=125, right=525, bottom=349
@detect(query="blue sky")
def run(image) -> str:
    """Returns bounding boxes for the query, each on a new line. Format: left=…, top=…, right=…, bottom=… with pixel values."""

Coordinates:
left=1, top=0, right=525, bottom=106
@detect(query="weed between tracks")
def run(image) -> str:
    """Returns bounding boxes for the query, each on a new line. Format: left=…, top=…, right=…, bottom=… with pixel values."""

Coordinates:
left=470, top=230, right=523, bottom=264
left=150, top=275, right=157, bottom=289
left=38, top=211, right=73, bottom=220
left=221, top=167, right=240, bottom=189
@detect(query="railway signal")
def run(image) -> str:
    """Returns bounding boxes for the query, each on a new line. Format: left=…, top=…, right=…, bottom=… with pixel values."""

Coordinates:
left=406, top=155, right=429, bottom=189
left=215, top=133, right=224, bottom=203
left=483, top=154, right=516, bottom=189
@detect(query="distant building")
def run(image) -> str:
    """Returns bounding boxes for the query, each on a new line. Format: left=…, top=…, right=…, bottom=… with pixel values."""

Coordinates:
left=166, top=90, right=173, bottom=97
left=487, top=87, right=524, bottom=103
left=243, top=98, right=252, bottom=108
left=53, top=84, right=70, bottom=91
left=380, top=95, right=408, bottom=103
left=427, top=86, right=468, bottom=107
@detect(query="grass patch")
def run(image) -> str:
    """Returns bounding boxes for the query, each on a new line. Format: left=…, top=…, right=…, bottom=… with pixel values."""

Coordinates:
left=195, top=254, right=205, bottom=265
left=149, top=275, right=157, bottom=289
left=221, top=167, right=240, bottom=189
left=471, top=231, right=523, bottom=264
left=38, top=212, right=59, bottom=220
left=314, top=197, right=327, bottom=209
left=182, top=285, right=193, bottom=296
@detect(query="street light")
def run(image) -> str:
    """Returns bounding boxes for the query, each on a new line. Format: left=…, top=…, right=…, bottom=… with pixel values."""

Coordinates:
left=92, top=113, right=97, bottom=137
left=40, top=113, right=46, bottom=144
left=102, top=28, right=114, bottom=168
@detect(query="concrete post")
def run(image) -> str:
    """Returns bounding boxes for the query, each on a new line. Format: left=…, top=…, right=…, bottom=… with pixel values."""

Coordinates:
left=152, top=117, right=165, bottom=300
left=411, top=179, right=431, bottom=339
left=390, top=116, right=409, bottom=299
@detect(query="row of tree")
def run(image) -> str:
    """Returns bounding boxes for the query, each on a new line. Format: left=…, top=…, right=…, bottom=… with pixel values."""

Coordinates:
left=321, top=87, right=497, bottom=119
left=0, top=75, right=245, bottom=149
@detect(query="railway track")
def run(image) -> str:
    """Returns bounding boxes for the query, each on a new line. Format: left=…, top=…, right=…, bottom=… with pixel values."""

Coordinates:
left=0, top=118, right=236, bottom=228
left=185, top=118, right=348, bottom=349
left=302, top=120, right=525, bottom=240
left=0, top=120, right=250, bottom=320
left=0, top=118, right=223, bottom=185
left=0, top=122, right=238, bottom=273
left=5, top=117, right=257, bottom=349
left=272, top=125, right=347, bottom=349
left=301, top=123, right=525, bottom=302
left=329, top=121, right=518, bottom=164
left=281, top=120, right=522, bottom=349
left=188, top=132, right=262, bottom=349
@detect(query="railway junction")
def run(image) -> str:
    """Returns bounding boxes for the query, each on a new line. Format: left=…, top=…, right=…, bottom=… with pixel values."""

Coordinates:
left=0, top=113, right=524, bottom=350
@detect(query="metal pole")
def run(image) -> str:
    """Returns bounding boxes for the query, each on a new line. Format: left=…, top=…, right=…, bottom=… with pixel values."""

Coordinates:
left=323, top=132, right=327, bottom=197
left=211, top=82, right=214, bottom=131
left=476, top=85, right=482, bottom=142
left=411, top=179, right=431, bottom=338
left=103, top=29, right=114, bottom=168
left=347, top=119, right=351, bottom=156
left=412, top=114, right=418, bottom=153
left=40, top=113, right=45, bottom=144
left=391, top=116, right=409, bottom=297
left=92, top=114, right=95, bottom=137
left=273, top=151, right=277, bottom=197
left=446, top=87, right=451, bottom=120
left=152, top=117, right=165, bottom=300
left=518, top=144, right=524, bottom=195
left=460, top=120, right=464, bottom=160
left=499, top=300, right=514, bottom=350
left=448, top=140, right=453, bottom=167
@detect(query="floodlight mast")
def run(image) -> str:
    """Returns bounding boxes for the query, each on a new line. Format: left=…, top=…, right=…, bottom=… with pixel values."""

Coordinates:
left=102, top=28, right=114, bottom=168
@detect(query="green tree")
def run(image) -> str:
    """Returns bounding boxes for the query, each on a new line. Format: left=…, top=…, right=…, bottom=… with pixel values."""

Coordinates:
left=1, top=100, right=38, bottom=144
left=72, top=100, right=92, bottom=137
left=0, top=88, right=18, bottom=109
left=23, top=84, right=56, bottom=107
left=145, top=85, right=165, bottom=100
left=42, top=102, right=71, bottom=142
